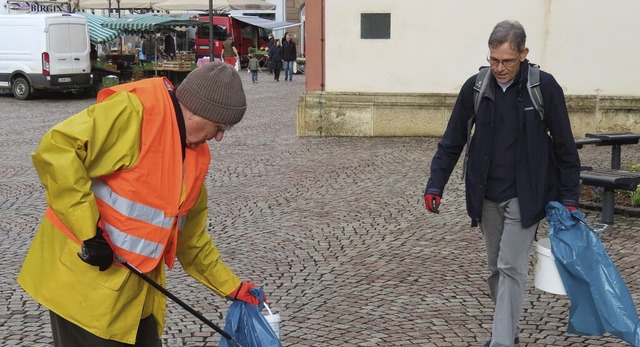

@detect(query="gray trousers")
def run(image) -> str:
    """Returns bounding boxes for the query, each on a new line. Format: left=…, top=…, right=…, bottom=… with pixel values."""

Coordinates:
left=50, top=311, right=161, bottom=347
left=480, top=198, right=537, bottom=347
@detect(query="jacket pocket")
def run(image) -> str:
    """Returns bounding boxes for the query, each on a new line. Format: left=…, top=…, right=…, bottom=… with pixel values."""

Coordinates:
left=59, top=239, right=129, bottom=291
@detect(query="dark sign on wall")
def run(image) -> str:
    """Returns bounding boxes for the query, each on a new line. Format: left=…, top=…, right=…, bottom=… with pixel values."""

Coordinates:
left=361, top=13, right=391, bottom=39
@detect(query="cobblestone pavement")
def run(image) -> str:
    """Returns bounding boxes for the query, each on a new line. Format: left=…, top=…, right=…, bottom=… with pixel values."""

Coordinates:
left=1, top=71, right=639, bottom=347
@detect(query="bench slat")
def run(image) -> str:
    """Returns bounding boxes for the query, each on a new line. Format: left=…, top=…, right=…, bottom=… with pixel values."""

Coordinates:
left=585, top=132, right=640, bottom=146
left=575, top=138, right=602, bottom=149
left=580, top=169, right=640, bottom=191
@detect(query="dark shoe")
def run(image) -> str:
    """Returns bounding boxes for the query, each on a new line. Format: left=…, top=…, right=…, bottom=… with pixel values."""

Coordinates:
left=484, top=337, right=519, bottom=347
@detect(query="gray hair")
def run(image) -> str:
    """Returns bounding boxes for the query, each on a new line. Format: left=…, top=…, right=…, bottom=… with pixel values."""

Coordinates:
left=488, top=20, right=527, bottom=52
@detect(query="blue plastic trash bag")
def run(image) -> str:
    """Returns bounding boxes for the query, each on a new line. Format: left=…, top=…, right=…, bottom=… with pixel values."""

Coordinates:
left=219, top=287, right=282, bottom=347
left=546, top=201, right=640, bottom=346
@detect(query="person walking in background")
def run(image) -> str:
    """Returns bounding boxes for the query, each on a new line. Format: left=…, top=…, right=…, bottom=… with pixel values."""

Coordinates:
left=248, top=54, right=259, bottom=83
left=17, top=62, right=267, bottom=347
left=423, top=20, right=580, bottom=347
left=221, top=35, right=239, bottom=69
left=163, top=31, right=176, bottom=60
left=282, top=32, right=297, bottom=82
left=269, top=39, right=283, bottom=82
left=266, top=33, right=275, bottom=74
left=142, top=34, right=156, bottom=62
left=136, top=35, right=145, bottom=62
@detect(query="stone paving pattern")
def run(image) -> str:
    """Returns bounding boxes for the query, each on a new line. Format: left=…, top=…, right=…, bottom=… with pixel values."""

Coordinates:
left=1, top=71, right=639, bottom=346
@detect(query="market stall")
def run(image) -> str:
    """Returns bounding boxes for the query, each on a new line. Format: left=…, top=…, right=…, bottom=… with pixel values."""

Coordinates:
left=95, top=14, right=205, bottom=86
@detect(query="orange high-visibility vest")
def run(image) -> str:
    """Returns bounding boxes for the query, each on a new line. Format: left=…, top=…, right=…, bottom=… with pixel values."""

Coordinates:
left=46, top=77, right=211, bottom=273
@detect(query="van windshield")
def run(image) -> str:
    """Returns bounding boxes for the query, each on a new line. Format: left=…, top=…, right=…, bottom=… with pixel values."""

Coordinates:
left=197, top=25, right=227, bottom=41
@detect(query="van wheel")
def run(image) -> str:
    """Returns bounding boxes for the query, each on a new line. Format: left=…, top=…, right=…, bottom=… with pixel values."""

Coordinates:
left=12, top=77, right=31, bottom=100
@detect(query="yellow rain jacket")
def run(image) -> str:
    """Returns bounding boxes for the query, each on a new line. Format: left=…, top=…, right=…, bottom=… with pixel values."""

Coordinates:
left=17, top=78, right=241, bottom=344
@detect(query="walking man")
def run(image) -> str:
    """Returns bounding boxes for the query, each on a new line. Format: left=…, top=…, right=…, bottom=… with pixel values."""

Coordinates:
left=282, top=32, right=297, bottom=81
left=423, top=20, right=580, bottom=347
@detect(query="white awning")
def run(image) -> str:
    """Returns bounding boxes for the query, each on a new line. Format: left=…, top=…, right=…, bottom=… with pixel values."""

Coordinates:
left=79, top=0, right=160, bottom=9
left=153, top=0, right=275, bottom=11
left=231, top=15, right=301, bottom=31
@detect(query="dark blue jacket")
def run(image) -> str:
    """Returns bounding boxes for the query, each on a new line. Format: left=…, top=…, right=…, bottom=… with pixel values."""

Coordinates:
left=269, top=45, right=282, bottom=61
left=425, top=61, right=580, bottom=228
left=282, top=39, right=296, bottom=62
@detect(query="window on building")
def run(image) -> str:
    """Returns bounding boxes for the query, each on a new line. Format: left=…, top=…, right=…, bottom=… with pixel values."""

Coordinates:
left=361, top=13, right=390, bottom=39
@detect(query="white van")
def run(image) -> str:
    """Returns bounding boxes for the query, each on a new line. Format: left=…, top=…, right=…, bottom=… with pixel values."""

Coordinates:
left=0, top=13, right=92, bottom=99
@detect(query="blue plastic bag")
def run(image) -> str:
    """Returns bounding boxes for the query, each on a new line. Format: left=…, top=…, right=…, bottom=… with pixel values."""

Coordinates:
left=546, top=201, right=640, bottom=346
left=219, top=287, right=282, bottom=347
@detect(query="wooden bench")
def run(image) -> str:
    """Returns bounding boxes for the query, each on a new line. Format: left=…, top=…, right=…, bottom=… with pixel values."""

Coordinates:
left=576, top=132, right=640, bottom=224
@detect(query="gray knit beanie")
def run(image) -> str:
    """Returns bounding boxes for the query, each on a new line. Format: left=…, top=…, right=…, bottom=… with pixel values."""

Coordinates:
left=175, top=62, right=247, bottom=125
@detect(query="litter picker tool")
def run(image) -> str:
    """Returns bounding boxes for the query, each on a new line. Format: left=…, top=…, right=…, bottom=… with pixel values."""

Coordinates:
left=115, top=256, right=245, bottom=347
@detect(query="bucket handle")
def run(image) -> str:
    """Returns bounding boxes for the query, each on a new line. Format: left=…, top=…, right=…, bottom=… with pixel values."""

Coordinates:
left=263, top=302, right=274, bottom=317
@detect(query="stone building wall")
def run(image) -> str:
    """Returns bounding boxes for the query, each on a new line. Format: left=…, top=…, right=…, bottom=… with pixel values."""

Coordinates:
left=297, top=92, right=640, bottom=138
left=284, top=0, right=304, bottom=50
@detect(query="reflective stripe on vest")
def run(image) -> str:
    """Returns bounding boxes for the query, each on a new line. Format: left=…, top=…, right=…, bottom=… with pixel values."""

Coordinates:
left=91, top=179, right=175, bottom=229
left=104, top=221, right=164, bottom=259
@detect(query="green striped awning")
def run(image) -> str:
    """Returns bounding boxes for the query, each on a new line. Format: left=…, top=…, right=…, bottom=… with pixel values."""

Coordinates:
left=78, top=13, right=120, bottom=44
left=101, top=15, right=205, bottom=35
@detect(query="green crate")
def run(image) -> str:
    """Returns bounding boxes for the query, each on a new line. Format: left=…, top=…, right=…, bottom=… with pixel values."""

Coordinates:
left=101, top=76, right=119, bottom=88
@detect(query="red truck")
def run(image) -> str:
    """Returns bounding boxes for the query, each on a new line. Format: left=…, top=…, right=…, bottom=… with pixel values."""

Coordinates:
left=194, top=15, right=269, bottom=65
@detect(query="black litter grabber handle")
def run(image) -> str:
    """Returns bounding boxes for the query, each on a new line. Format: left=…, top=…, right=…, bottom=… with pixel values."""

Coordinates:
left=115, top=257, right=245, bottom=347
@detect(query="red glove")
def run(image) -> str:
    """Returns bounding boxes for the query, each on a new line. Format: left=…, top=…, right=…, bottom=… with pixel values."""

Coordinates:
left=565, top=205, right=578, bottom=212
left=227, top=282, right=266, bottom=306
left=424, top=194, right=441, bottom=213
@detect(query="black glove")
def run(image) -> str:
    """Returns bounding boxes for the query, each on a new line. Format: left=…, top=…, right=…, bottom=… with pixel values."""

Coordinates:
left=77, top=227, right=113, bottom=271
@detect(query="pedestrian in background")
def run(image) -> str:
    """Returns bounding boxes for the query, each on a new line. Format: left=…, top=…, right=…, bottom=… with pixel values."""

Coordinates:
left=248, top=54, right=259, bottom=83
left=423, top=20, right=580, bottom=347
left=163, top=31, right=176, bottom=60
left=135, top=35, right=145, bottom=62
left=282, top=32, right=297, bottom=82
left=222, top=35, right=239, bottom=69
left=17, top=62, right=266, bottom=346
left=269, top=39, right=283, bottom=82
left=266, top=33, right=275, bottom=74
left=142, top=34, right=156, bottom=62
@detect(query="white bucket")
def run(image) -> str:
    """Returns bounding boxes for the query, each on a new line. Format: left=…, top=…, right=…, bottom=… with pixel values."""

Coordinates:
left=534, top=238, right=566, bottom=295
left=263, top=303, right=281, bottom=339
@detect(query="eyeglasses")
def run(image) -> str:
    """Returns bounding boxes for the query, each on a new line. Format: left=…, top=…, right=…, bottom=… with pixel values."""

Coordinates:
left=486, top=53, right=521, bottom=68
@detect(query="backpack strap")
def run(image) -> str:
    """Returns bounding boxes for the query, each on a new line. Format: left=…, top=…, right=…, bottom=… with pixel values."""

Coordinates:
left=473, top=67, right=492, bottom=115
left=463, top=67, right=492, bottom=180
left=526, top=63, right=544, bottom=121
